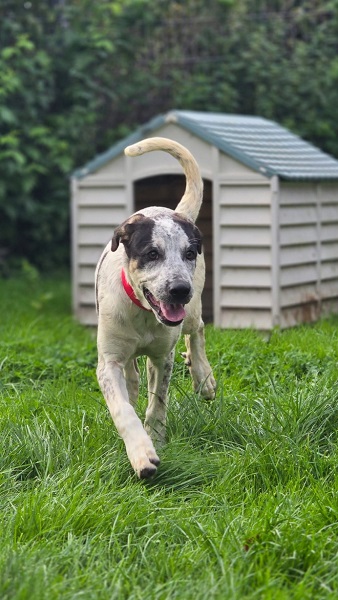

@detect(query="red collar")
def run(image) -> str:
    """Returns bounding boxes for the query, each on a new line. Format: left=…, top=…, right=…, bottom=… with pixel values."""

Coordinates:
left=121, top=269, right=151, bottom=311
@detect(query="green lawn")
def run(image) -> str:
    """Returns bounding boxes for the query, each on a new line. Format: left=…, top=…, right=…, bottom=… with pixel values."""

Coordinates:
left=1, top=273, right=338, bottom=599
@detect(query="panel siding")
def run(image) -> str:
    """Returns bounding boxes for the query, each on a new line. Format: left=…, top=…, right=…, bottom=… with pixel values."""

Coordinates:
left=321, top=261, right=338, bottom=280
left=78, top=284, right=96, bottom=304
left=279, top=182, right=338, bottom=324
left=78, top=245, right=104, bottom=265
left=220, top=226, right=271, bottom=247
left=321, top=223, right=338, bottom=242
left=280, top=264, right=318, bottom=287
left=218, top=154, right=268, bottom=182
left=281, top=283, right=320, bottom=307
left=320, top=184, right=338, bottom=309
left=73, top=182, right=128, bottom=325
left=280, top=303, right=321, bottom=328
left=72, top=143, right=338, bottom=330
left=78, top=227, right=114, bottom=245
left=321, top=280, right=338, bottom=299
left=221, top=267, right=271, bottom=288
left=279, top=184, right=318, bottom=318
left=279, top=205, right=317, bottom=226
left=322, top=297, right=338, bottom=316
left=321, top=241, right=338, bottom=261
left=280, top=224, right=318, bottom=246
left=219, top=184, right=271, bottom=205
left=220, top=288, right=272, bottom=308
left=220, top=246, right=271, bottom=267
left=79, top=265, right=96, bottom=285
left=280, top=244, right=317, bottom=266
left=79, top=206, right=127, bottom=226
left=218, top=182, right=273, bottom=328
left=77, top=185, right=125, bottom=205
left=77, top=304, right=98, bottom=326
left=220, top=308, right=273, bottom=330
left=321, top=204, right=338, bottom=222
left=95, top=154, right=126, bottom=177
left=220, top=205, right=271, bottom=226
left=279, top=183, right=317, bottom=277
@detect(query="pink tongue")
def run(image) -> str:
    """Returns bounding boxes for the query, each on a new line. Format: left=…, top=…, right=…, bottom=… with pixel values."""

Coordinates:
left=160, top=302, right=186, bottom=322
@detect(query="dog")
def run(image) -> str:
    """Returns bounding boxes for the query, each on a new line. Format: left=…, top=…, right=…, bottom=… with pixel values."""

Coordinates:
left=95, top=137, right=216, bottom=478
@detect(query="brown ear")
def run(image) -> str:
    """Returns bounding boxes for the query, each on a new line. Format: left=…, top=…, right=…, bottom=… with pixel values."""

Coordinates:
left=111, top=214, right=147, bottom=252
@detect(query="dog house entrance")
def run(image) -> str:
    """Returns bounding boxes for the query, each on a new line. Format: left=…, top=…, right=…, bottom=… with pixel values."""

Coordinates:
left=134, top=175, right=213, bottom=323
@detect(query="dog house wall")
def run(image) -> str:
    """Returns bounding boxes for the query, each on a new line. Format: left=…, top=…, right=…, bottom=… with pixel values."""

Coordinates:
left=71, top=111, right=338, bottom=329
left=278, top=180, right=338, bottom=328
left=71, top=124, right=274, bottom=329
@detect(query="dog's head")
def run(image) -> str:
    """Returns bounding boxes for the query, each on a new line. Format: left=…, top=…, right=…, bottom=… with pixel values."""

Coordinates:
left=111, top=210, right=202, bottom=327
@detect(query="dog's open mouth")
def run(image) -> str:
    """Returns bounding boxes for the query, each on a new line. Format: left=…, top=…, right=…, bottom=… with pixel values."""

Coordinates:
left=143, top=288, right=186, bottom=326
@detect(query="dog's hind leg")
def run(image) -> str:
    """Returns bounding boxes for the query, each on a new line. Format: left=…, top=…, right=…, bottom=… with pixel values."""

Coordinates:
left=144, top=351, right=174, bottom=447
left=124, top=359, right=139, bottom=407
left=183, top=320, right=216, bottom=399
left=97, top=355, right=160, bottom=478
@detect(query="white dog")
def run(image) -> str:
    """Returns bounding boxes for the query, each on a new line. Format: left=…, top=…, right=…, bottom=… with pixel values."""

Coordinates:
left=95, top=137, right=216, bottom=478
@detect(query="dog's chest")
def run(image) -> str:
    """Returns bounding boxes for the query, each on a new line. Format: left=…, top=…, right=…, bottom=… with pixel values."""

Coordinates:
left=128, top=316, right=180, bottom=359
left=138, top=330, right=158, bottom=349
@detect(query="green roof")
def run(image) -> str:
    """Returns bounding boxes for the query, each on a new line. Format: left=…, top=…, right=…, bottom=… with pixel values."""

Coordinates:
left=73, top=110, right=338, bottom=180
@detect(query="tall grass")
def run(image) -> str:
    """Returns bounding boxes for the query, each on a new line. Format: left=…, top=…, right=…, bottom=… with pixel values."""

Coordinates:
left=1, top=273, right=338, bottom=599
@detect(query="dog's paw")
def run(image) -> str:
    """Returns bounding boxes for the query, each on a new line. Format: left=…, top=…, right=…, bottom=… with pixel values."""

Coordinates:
left=180, top=351, right=191, bottom=367
left=198, top=373, right=217, bottom=400
left=135, top=451, right=160, bottom=479
left=193, top=370, right=217, bottom=400
left=127, top=439, right=160, bottom=479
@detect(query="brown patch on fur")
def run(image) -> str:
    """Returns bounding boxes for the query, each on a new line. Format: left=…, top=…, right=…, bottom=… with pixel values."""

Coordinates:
left=111, top=214, right=152, bottom=252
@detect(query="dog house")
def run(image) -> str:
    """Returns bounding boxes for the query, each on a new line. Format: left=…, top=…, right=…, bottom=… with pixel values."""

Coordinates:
left=71, top=110, right=338, bottom=329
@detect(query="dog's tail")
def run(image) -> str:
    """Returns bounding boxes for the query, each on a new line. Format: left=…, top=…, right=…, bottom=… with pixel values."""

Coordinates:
left=124, top=137, right=203, bottom=223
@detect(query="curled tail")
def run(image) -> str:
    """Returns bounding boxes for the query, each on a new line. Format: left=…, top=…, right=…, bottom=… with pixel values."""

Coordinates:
left=124, top=137, right=203, bottom=223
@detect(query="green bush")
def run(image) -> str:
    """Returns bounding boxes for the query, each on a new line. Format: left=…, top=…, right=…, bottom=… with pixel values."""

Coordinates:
left=1, top=0, right=338, bottom=271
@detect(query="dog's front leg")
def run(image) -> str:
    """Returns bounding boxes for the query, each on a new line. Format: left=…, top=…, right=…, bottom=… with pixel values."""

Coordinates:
left=97, top=355, right=160, bottom=478
left=184, top=320, right=216, bottom=399
left=144, top=351, right=174, bottom=447
left=124, top=358, right=139, bottom=407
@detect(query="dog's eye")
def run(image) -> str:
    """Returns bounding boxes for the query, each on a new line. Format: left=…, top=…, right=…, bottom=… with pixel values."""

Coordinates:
left=185, top=248, right=197, bottom=261
left=147, top=249, right=159, bottom=261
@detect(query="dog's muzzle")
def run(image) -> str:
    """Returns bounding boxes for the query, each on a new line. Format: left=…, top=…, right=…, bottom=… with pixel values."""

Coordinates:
left=143, top=281, right=192, bottom=327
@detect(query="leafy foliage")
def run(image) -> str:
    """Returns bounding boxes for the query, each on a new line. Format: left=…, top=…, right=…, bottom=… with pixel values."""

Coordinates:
left=1, top=0, right=338, bottom=270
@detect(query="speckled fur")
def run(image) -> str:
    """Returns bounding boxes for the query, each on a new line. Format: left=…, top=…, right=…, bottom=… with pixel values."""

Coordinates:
left=95, top=138, right=216, bottom=479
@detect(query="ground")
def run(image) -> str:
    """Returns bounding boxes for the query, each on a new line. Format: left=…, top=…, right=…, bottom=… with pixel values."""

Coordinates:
left=1, top=272, right=338, bottom=599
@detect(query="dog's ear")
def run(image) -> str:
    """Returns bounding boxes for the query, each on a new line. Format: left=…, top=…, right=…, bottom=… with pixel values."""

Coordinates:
left=111, top=214, right=148, bottom=252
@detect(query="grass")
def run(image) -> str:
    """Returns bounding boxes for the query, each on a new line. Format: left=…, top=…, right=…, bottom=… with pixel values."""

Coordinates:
left=1, top=272, right=338, bottom=598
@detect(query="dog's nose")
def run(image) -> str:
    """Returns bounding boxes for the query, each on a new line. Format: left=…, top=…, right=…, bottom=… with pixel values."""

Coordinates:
left=169, top=282, right=191, bottom=302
